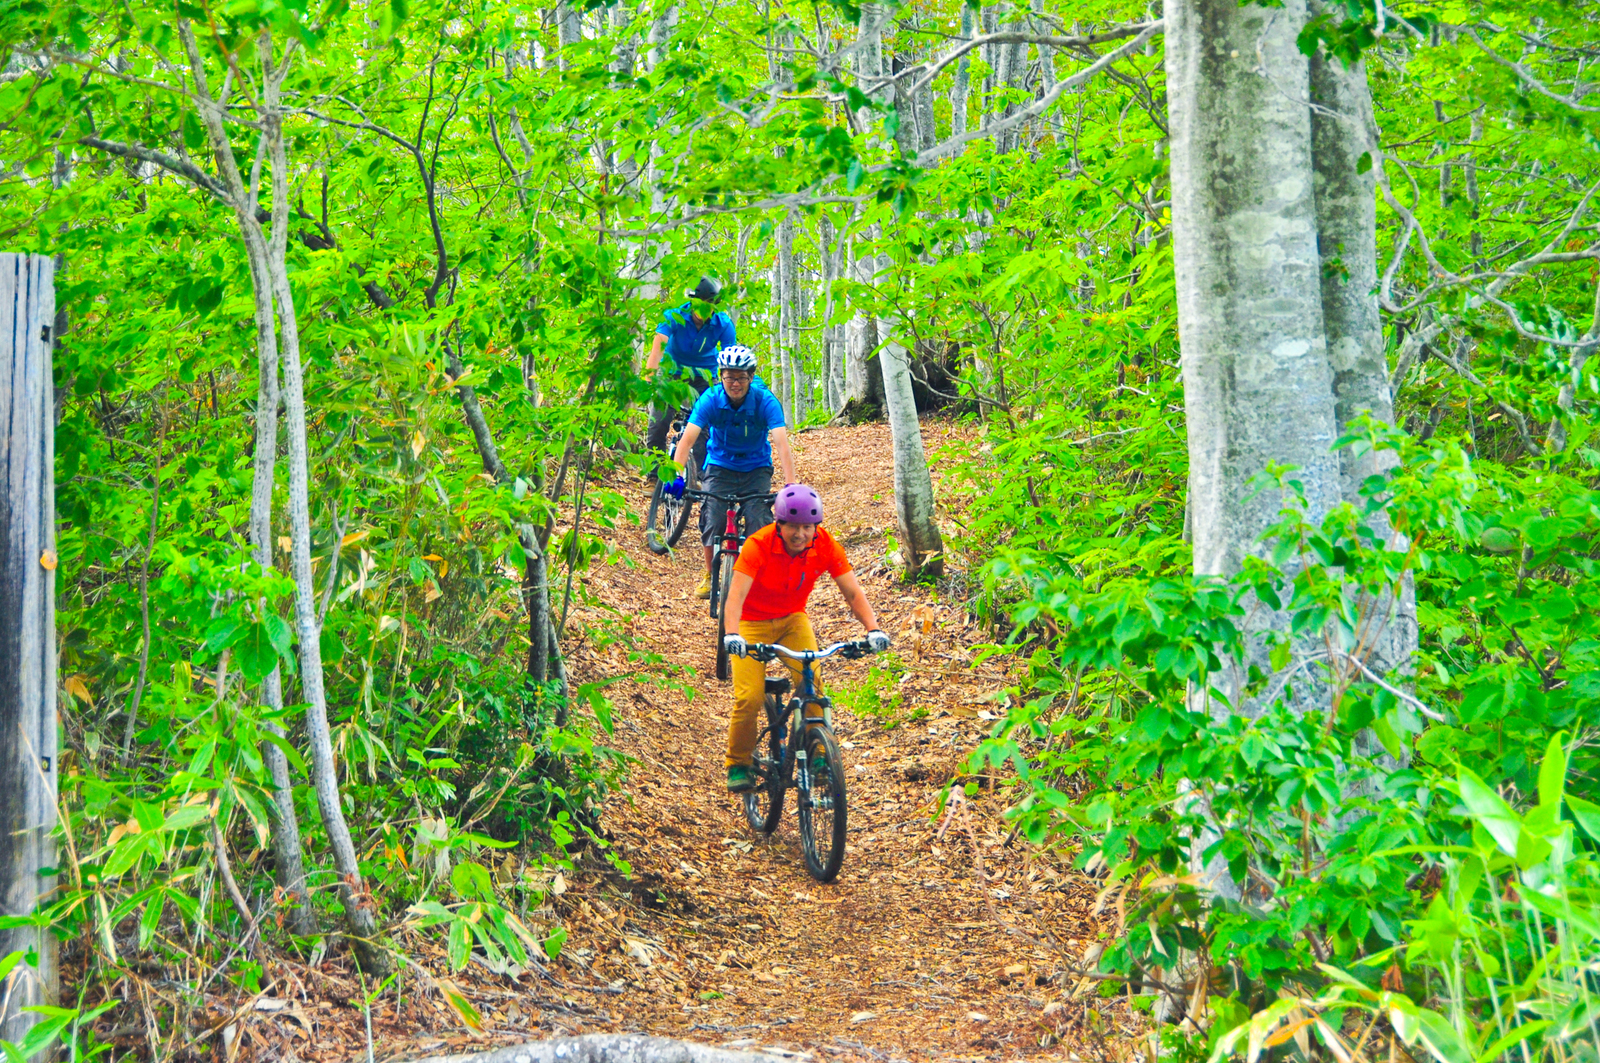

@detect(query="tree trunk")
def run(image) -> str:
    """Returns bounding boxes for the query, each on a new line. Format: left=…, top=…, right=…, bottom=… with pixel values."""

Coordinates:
left=175, top=20, right=321, bottom=939
left=1167, top=0, right=1350, bottom=910
left=1166, top=0, right=1340, bottom=592
left=778, top=210, right=798, bottom=421
left=843, top=231, right=883, bottom=411
left=556, top=0, right=583, bottom=65
left=1309, top=33, right=1418, bottom=761
left=951, top=5, right=974, bottom=136
left=245, top=249, right=317, bottom=937
left=411, top=1033, right=797, bottom=1063
left=872, top=250, right=945, bottom=580
left=0, top=253, right=58, bottom=1043
left=260, top=58, right=388, bottom=974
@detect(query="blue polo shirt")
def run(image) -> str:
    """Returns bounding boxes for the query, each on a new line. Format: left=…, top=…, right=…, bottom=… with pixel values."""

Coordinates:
left=656, top=303, right=736, bottom=377
left=689, top=383, right=786, bottom=472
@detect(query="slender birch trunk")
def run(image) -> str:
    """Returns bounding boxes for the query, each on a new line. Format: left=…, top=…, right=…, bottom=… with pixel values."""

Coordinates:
left=779, top=212, right=800, bottom=420
left=259, top=45, right=388, bottom=973
left=843, top=230, right=882, bottom=409
left=874, top=298, right=946, bottom=580
left=176, top=21, right=318, bottom=937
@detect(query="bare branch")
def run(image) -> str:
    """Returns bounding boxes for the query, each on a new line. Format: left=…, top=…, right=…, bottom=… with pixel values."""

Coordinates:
left=894, top=22, right=1163, bottom=103
left=77, top=135, right=235, bottom=205
left=912, top=21, right=1164, bottom=168
left=1463, top=26, right=1600, bottom=114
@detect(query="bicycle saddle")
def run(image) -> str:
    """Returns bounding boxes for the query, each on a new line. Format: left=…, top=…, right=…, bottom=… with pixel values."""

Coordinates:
left=764, top=677, right=792, bottom=696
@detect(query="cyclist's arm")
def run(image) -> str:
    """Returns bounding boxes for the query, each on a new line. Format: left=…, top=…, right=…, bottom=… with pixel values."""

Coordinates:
left=723, top=569, right=755, bottom=628
left=769, top=427, right=797, bottom=484
left=671, top=423, right=703, bottom=469
left=832, top=570, right=881, bottom=632
left=644, top=332, right=667, bottom=375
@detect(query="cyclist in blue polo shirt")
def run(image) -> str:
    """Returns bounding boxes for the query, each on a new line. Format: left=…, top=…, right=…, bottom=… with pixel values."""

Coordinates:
left=644, top=276, right=737, bottom=471
left=664, top=345, right=797, bottom=599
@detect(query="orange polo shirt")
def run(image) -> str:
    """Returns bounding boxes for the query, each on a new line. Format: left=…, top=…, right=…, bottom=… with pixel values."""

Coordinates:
left=734, top=524, right=853, bottom=622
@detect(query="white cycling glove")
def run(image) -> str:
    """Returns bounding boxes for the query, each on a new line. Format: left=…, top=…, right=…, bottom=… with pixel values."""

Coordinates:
left=866, top=630, right=891, bottom=653
left=723, top=633, right=748, bottom=658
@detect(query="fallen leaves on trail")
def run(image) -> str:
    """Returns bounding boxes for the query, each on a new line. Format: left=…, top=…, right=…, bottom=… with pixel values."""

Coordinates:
left=519, top=421, right=1139, bottom=1060
left=153, top=421, right=1140, bottom=1063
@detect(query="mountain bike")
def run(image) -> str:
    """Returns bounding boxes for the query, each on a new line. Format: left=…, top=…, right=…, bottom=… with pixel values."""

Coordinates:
left=645, top=400, right=702, bottom=555
left=740, top=638, right=877, bottom=882
left=684, top=487, right=776, bottom=681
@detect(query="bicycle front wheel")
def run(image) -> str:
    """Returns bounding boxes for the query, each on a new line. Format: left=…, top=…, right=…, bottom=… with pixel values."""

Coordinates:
left=743, top=694, right=787, bottom=835
left=645, top=459, right=697, bottom=555
left=797, top=724, right=847, bottom=882
left=714, top=551, right=736, bottom=682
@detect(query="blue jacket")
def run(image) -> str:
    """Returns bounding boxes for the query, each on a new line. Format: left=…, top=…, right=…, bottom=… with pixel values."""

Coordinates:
left=656, top=303, right=736, bottom=376
left=689, top=383, right=786, bottom=472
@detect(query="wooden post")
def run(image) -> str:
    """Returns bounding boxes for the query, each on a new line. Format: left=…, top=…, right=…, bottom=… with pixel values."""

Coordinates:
left=0, top=253, right=58, bottom=1043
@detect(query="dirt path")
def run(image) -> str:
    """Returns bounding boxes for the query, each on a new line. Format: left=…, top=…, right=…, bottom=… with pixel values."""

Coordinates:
left=500, top=422, right=1112, bottom=1061
left=313, top=422, right=1121, bottom=1063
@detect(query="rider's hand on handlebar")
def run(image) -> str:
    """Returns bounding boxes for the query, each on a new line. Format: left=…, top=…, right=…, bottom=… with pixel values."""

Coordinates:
left=866, top=630, right=891, bottom=653
left=663, top=474, right=687, bottom=499
left=723, top=633, right=748, bottom=658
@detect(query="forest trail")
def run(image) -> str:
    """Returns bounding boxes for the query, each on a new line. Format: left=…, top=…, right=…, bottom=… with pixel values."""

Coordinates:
left=314, top=420, right=1124, bottom=1063
left=461, top=421, right=1114, bottom=1062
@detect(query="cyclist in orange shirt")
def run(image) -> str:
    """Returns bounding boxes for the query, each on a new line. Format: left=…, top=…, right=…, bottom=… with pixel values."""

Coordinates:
left=719, top=484, right=891, bottom=792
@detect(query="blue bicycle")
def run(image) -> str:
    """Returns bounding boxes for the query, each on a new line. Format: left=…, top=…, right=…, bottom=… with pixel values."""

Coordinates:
left=742, top=638, right=878, bottom=882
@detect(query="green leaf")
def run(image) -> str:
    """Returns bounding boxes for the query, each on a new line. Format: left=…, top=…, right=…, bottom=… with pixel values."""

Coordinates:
left=450, top=861, right=495, bottom=904
left=1457, top=768, right=1521, bottom=857
left=1536, top=730, right=1567, bottom=810
left=1566, top=793, right=1600, bottom=842
left=447, top=917, right=469, bottom=970
left=1476, top=1021, right=1550, bottom=1063
left=543, top=925, right=567, bottom=961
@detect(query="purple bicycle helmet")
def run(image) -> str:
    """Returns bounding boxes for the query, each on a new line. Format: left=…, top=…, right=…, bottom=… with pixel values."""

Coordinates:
left=774, top=483, right=824, bottom=524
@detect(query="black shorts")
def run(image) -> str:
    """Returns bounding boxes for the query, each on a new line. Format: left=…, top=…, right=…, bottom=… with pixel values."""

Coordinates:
left=698, top=465, right=775, bottom=547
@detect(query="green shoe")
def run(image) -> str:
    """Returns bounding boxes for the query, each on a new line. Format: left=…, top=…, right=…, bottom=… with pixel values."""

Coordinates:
left=727, top=764, right=756, bottom=793
left=807, top=748, right=827, bottom=779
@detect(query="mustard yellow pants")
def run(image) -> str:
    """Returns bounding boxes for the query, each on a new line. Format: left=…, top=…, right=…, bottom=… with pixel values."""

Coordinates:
left=727, top=612, right=825, bottom=768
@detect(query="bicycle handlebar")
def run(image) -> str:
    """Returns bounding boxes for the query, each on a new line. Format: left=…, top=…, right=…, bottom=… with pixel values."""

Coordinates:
left=744, top=639, right=875, bottom=664
left=684, top=489, right=778, bottom=506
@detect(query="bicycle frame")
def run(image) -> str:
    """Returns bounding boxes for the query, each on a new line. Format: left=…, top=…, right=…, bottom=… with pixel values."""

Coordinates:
left=748, top=640, right=870, bottom=780
left=683, top=488, right=776, bottom=618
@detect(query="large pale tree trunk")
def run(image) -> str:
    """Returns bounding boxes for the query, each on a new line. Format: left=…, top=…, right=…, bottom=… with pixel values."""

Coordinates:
left=843, top=231, right=884, bottom=410
left=1166, top=0, right=1340, bottom=596
left=1309, top=34, right=1418, bottom=719
left=951, top=5, right=975, bottom=136
left=1166, top=0, right=1421, bottom=914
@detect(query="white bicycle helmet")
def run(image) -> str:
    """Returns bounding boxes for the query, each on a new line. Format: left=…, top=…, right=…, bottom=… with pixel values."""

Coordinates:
left=717, top=345, right=758, bottom=372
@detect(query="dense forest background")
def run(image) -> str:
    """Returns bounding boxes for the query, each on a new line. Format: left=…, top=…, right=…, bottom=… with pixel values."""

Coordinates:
left=0, top=0, right=1597, bottom=1058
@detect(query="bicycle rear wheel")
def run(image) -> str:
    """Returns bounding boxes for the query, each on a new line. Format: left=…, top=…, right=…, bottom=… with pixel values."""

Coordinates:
left=797, top=724, right=847, bottom=882
left=743, top=694, right=787, bottom=835
left=714, top=551, right=737, bottom=681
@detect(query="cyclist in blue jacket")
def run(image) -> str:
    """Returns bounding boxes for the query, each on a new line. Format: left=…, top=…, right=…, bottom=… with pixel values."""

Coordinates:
left=644, top=276, right=736, bottom=473
left=664, top=346, right=796, bottom=599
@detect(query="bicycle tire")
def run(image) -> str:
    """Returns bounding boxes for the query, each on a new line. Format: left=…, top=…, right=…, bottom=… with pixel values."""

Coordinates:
left=743, top=694, right=787, bottom=835
left=714, top=551, right=736, bottom=681
left=645, top=481, right=676, bottom=555
left=797, top=723, right=848, bottom=882
left=645, top=446, right=699, bottom=555
left=669, top=458, right=699, bottom=546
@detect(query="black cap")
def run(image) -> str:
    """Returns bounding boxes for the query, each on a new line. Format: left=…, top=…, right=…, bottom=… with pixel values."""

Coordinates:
left=684, top=276, right=723, bottom=303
